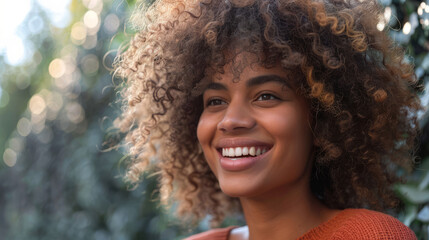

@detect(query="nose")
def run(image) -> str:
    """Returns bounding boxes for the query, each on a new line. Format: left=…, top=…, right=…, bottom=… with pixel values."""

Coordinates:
left=217, top=100, right=256, bottom=133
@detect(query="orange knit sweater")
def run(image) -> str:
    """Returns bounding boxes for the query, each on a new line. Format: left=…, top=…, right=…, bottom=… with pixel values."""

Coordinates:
left=184, top=209, right=417, bottom=240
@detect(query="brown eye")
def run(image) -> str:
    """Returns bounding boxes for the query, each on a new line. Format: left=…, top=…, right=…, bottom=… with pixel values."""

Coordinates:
left=207, top=98, right=226, bottom=106
left=256, top=93, right=279, bottom=101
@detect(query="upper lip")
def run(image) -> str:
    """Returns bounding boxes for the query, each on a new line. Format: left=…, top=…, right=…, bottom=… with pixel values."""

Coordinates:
left=215, top=138, right=273, bottom=149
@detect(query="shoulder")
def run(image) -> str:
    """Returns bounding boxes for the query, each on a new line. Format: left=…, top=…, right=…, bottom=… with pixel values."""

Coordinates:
left=184, top=226, right=237, bottom=240
left=330, top=209, right=417, bottom=239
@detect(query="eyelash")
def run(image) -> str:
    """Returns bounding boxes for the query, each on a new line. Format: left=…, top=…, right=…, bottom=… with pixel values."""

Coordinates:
left=256, top=93, right=279, bottom=101
left=206, top=93, right=279, bottom=107
left=206, top=98, right=226, bottom=106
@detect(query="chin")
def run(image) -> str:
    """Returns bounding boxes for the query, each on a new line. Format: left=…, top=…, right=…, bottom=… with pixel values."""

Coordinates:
left=218, top=178, right=265, bottom=198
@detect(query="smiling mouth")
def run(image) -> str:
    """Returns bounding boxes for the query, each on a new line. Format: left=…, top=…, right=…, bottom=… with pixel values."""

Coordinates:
left=216, top=145, right=273, bottom=171
left=218, top=146, right=272, bottom=159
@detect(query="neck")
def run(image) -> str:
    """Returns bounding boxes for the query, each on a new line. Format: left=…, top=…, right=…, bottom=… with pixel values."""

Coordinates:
left=239, top=181, right=330, bottom=240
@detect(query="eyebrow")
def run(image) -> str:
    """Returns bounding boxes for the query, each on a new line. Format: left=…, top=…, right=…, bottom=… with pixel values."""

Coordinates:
left=204, top=74, right=291, bottom=92
left=246, top=75, right=291, bottom=89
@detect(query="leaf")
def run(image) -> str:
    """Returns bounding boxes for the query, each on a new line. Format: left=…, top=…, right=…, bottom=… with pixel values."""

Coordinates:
left=417, top=205, right=429, bottom=223
left=395, top=184, right=429, bottom=204
left=419, top=171, right=429, bottom=190
left=404, top=204, right=418, bottom=226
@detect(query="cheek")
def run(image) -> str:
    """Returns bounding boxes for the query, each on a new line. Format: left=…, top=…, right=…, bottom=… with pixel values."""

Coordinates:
left=196, top=112, right=219, bottom=153
left=266, top=106, right=312, bottom=152
left=196, top=113, right=209, bottom=146
left=197, top=113, right=219, bottom=175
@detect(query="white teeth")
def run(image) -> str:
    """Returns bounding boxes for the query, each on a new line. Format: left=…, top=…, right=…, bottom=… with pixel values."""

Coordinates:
left=221, top=146, right=268, bottom=157
left=249, top=147, right=256, bottom=156
left=242, top=147, right=249, bottom=156
left=228, top=148, right=235, bottom=157
left=235, top=147, right=242, bottom=157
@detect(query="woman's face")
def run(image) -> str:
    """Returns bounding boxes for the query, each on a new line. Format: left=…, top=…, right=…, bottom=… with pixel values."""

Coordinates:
left=197, top=58, right=314, bottom=198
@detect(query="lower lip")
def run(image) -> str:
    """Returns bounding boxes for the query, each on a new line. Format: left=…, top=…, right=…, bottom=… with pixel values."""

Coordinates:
left=219, top=150, right=270, bottom=171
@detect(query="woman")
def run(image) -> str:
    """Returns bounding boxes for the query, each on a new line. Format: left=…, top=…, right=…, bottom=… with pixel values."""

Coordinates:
left=114, top=0, right=420, bottom=239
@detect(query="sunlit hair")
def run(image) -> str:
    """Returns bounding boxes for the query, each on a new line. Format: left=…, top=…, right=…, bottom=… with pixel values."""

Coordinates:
left=114, top=0, right=421, bottom=226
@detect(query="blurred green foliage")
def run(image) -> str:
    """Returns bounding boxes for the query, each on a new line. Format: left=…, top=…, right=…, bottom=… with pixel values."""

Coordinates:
left=387, top=1, right=429, bottom=239
left=0, top=0, right=428, bottom=239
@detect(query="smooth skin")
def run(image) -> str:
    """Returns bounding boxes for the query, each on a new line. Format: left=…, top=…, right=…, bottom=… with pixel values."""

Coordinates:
left=197, top=54, right=339, bottom=240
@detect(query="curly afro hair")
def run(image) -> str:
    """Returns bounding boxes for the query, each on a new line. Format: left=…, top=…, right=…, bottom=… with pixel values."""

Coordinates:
left=114, top=0, right=421, bottom=226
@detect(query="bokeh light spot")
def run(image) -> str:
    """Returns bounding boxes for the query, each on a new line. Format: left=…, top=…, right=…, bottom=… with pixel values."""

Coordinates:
left=71, top=22, right=87, bottom=45
left=104, top=14, right=120, bottom=34
left=402, top=22, right=411, bottom=34
left=3, top=148, right=17, bottom=167
left=29, top=94, right=47, bottom=115
left=28, top=16, right=45, bottom=34
left=66, top=102, right=85, bottom=124
left=82, top=0, right=103, bottom=13
left=17, top=118, right=31, bottom=137
left=49, top=58, right=66, bottom=78
left=36, top=0, right=71, bottom=28
left=384, top=7, right=391, bottom=22
left=377, top=21, right=385, bottom=31
left=81, top=54, right=99, bottom=75
left=5, top=35, right=27, bottom=66
left=84, top=10, right=99, bottom=29
left=0, top=0, right=31, bottom=52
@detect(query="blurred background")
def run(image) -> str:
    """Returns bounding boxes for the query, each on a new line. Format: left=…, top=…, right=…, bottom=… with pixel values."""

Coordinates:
left=0, top=0, right=428, bottom=239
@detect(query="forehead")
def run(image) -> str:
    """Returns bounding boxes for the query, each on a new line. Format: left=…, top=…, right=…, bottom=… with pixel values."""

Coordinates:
left=192, top=51, right=302, bottom=97
left=206, top=74, right=293, bottom=93
left=211, top=52, right=297, bottom=88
